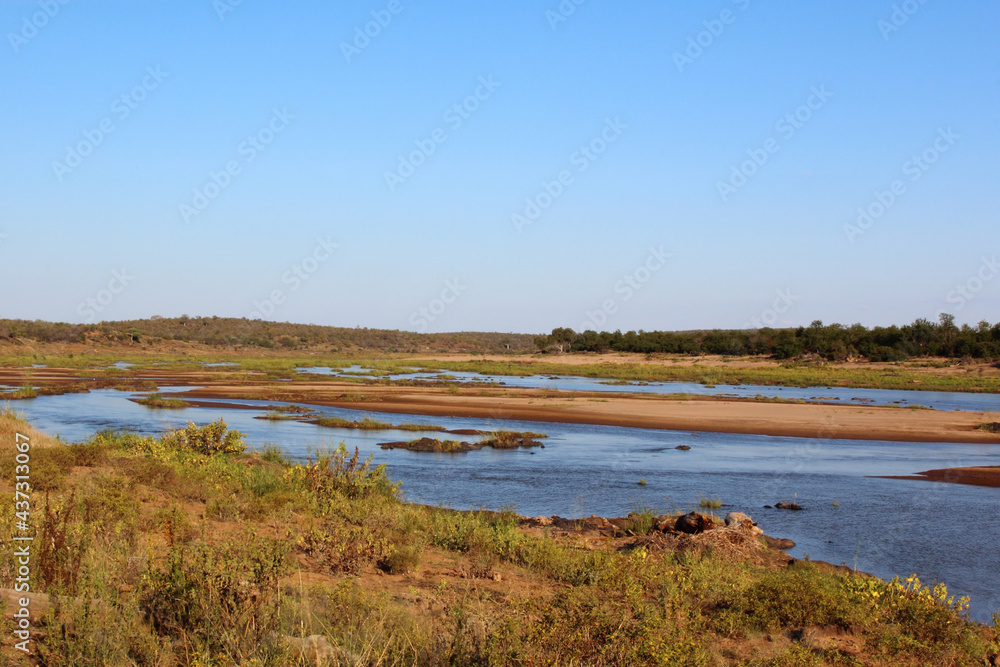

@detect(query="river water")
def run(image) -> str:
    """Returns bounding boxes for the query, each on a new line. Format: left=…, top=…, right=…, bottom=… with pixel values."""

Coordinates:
left=6, top=387, right=1000, bottom=622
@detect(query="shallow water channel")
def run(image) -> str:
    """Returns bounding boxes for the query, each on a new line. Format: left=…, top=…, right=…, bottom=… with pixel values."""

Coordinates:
left=8, top=387, right=1000, bottom=622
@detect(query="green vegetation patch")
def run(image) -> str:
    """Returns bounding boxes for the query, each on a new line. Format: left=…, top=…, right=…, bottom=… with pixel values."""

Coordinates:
left=311, top=415, right=447, bottom=432
left=5, top=384, right=38, bottom=399
left=380, top=431, right=546, bottom=453
left=131, top=392, right=191, bottom=409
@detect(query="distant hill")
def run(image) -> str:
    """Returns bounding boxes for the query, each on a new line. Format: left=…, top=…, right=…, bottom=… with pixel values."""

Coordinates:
left=3, top=315, right=997, bottom=361
left=0, top=317, right=536, bottom=354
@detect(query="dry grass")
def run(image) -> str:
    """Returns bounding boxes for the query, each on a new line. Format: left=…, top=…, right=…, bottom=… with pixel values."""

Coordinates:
left=0, top=404, right=59, bottom=450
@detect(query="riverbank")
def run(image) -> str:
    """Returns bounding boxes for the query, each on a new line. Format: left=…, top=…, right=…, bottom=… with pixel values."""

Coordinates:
left=1, top=409, right=996, bottom=665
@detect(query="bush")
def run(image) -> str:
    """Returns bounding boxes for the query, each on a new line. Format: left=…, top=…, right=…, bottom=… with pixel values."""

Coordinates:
left=140, top=534, right=289, bottom=662
left=711, top=564, right=868, bottom=635
left=290, top=444, right=399, bottom=508
left=162, top=418, right=247, bottom=455
left=380, top=541, right=423, bottom=574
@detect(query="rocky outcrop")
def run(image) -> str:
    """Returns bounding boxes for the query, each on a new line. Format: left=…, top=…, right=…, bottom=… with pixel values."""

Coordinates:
left=675, top=512, right=716, bottom=534
left=724, top=512, right=763, bottom=535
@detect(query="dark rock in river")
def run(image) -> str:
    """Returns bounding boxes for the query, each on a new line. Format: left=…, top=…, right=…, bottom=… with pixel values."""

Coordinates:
left=675, top=445, right=691, bottom=451
left=775, top=502, right=804, bottom=511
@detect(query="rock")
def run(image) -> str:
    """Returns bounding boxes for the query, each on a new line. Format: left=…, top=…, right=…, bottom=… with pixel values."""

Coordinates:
left=581, top=515, right=610, bottom=529
left=675, top=445, right=691, bottom=451
left=775, top=502, right=804, bottom=511
left=724, top=512, right=763, bottom=535
left=724, top=511, right=751, bottom=526
left=674, top=512, right=715, bottom=534
left=284, top=634, right=357, bottom=664
left=653, top=515, right=675, bottom=532
left=764, top=536, right=796, bottom=551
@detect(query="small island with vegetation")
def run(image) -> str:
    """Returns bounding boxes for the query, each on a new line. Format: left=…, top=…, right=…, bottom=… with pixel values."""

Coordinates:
left=380, top=430, right=547, bottom=453
left=130, top=391, right=191, bottom=409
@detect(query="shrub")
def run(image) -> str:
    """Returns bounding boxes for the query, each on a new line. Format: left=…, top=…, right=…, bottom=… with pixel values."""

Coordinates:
left=380, top=541, right=423, bottom=574
left=27, top=446, right=75, bottom=490
left=300, top=522, right=391, bottom=574
left=140, top=533, right=289, bottom=662
left=162, top=418, right=247, bottom=455
left=711, top=564, right=868, bottom=635
left=290, top=444, right=398, bottom=508
left=68, top=440, right=109, bottom=467
left=38, top=493, right=89, bottom=595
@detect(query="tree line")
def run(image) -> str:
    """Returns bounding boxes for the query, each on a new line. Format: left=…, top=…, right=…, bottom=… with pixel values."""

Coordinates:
left=534, top=315, right=1000, bottom=361
left=4, top=315, right=999, bottom=361
left=0, top=317, right=535, bottom=354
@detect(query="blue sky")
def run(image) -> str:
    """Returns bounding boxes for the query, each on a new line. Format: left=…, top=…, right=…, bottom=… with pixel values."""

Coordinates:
left=1, top=0, right=997, bottom=334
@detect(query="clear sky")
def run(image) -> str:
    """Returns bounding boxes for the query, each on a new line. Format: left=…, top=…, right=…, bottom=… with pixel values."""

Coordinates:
left=1, top=0, right=997, bottom=334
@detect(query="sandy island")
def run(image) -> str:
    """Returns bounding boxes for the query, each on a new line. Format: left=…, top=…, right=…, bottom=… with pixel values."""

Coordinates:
left=175, top=380, right=1000, bottom=445
left=878, top=466, right=1000, bottom=488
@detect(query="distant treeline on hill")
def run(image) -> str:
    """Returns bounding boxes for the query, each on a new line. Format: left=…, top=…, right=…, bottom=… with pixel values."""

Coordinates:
left=0, top=317, right=536, bottom=354
left=535, top=315, right=1000, bottom=361
left=2, top=315, right=998, bottom=361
